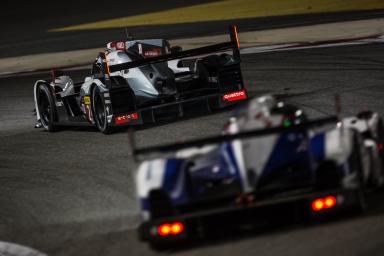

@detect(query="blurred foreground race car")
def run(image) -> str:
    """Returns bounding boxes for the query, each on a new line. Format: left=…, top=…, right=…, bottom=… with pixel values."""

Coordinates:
left=33, top=26, right=247, bottom=134
left=133, top=95, right=384, bottom=248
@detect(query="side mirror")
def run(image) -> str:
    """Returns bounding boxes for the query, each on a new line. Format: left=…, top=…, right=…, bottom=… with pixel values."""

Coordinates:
left=171, top=46, right=182, bottom=54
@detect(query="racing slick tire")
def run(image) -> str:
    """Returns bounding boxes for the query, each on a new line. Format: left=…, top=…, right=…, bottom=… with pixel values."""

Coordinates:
left=315, top=161, right=341, bottom=189
left=148, top=190, right=175, bottom=218
left=36, top=83, right=57, bottom=132
left=375, top=118, right=384, bottom=187
left=91, top=86, right=114, bottom=134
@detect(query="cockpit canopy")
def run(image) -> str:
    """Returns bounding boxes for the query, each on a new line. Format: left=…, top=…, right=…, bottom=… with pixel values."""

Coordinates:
left=107, top=39, right=169, bottom=61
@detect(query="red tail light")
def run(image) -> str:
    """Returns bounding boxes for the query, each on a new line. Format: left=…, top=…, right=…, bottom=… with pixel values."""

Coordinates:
left=324, top=196, right=337, bottom=208
left=312, top=198, right=324, bottom=212
left=157, top=222, right=185, bottom=236
left=311, top=196, right=337, bottom=212
left=170, top=222, right=184, bottom=235
left=377, top=143, right=384, bottom=151
left=158, top=224, right=171, bottom=236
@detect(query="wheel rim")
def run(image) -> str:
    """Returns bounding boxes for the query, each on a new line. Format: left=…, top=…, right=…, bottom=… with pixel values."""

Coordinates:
left=38, top=89, right=51, bottom=127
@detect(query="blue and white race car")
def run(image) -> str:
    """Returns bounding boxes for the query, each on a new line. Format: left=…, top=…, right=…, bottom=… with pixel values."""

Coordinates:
left=133, top=95, right=384, bottom=247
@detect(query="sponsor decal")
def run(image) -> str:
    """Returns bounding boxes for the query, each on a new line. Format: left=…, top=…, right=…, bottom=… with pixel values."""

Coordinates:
left=143, top=48, right=162, bottom=58
left=115, top=112, right=139, bottom=124
left=84, top=96, right=91, bottom=105
left=116, top=41, right=125, bottom=50
left=222, top=89, right=247, bottom=102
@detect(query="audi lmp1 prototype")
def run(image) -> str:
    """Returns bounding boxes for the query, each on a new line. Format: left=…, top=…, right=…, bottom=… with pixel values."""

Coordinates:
left=133, top=95, right=384, bottom=247
left=33, top=26, right=247, bottom=134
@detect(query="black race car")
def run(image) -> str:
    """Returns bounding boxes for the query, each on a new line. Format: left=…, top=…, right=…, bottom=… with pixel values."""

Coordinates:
left=33, top=26, right=247, bottom=133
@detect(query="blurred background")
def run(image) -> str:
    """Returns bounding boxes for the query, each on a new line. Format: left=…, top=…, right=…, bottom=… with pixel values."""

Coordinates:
left=2, top=1, right=384, bottom=256
left=1, top=0, right=384, bottom=57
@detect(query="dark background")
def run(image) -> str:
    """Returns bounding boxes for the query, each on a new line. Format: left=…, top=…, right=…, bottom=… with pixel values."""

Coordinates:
left=1, top=1, right=384, bottom=256
left=1, top=1, right=384, bottom=57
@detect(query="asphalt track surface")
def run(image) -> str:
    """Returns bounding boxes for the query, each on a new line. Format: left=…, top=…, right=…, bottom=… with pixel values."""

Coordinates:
left=1, top=42, right=384, bottom=255
left=1, top=0, right=384, bottom=58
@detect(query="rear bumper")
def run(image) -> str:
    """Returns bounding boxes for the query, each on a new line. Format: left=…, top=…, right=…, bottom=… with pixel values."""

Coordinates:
left=138, top=188, right=360, bottom=242
left=112, top=89, right=247, bottom=126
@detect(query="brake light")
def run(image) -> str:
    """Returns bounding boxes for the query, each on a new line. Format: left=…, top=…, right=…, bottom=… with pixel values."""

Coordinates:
left=158, top=224, right=171, bottom=236
left=157, top=222, right=185, bottom=236
left=312, top=199, right=324, bottom=211
left=324, top=196, right=337, bottom=208
left=171, top=222, right=184, bottom=234
left=115, top=112, right=139, bottom=124
left=222, top=89, right=247, bottom=102
left=311, top=196, right=337, bottom=212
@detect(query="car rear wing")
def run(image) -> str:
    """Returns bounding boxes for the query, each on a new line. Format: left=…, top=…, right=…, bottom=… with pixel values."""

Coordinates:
left=131, top=115, right=338, bottom=158
left=107, top=25, right=241, bottom=73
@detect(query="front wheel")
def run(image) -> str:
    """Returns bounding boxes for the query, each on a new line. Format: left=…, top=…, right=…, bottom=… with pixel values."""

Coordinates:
left=91, top=86, right=113, bottom=134
left=36, top=84, right=57, bottom=132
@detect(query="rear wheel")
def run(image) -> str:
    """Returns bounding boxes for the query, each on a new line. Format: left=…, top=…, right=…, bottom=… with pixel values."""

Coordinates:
left=350, top=133, right=368, bottom=212
left=353, top=184, right=367, bottom=213
left=91, top=86, right=113, bottom=134
left=148, top=190, right=174, bottom=219
left=36, top=84, right=57, bottom=132
left=315, top=161, right=341, bottom=189
left=376, top=119, right=384, bottom=186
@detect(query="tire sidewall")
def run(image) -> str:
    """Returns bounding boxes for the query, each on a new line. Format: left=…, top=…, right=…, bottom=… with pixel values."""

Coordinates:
left=351, top=132, right=368, bottom=212
left=36, top=84, right=56, bottom=132
left=91, top=86, right=110, bottom=134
